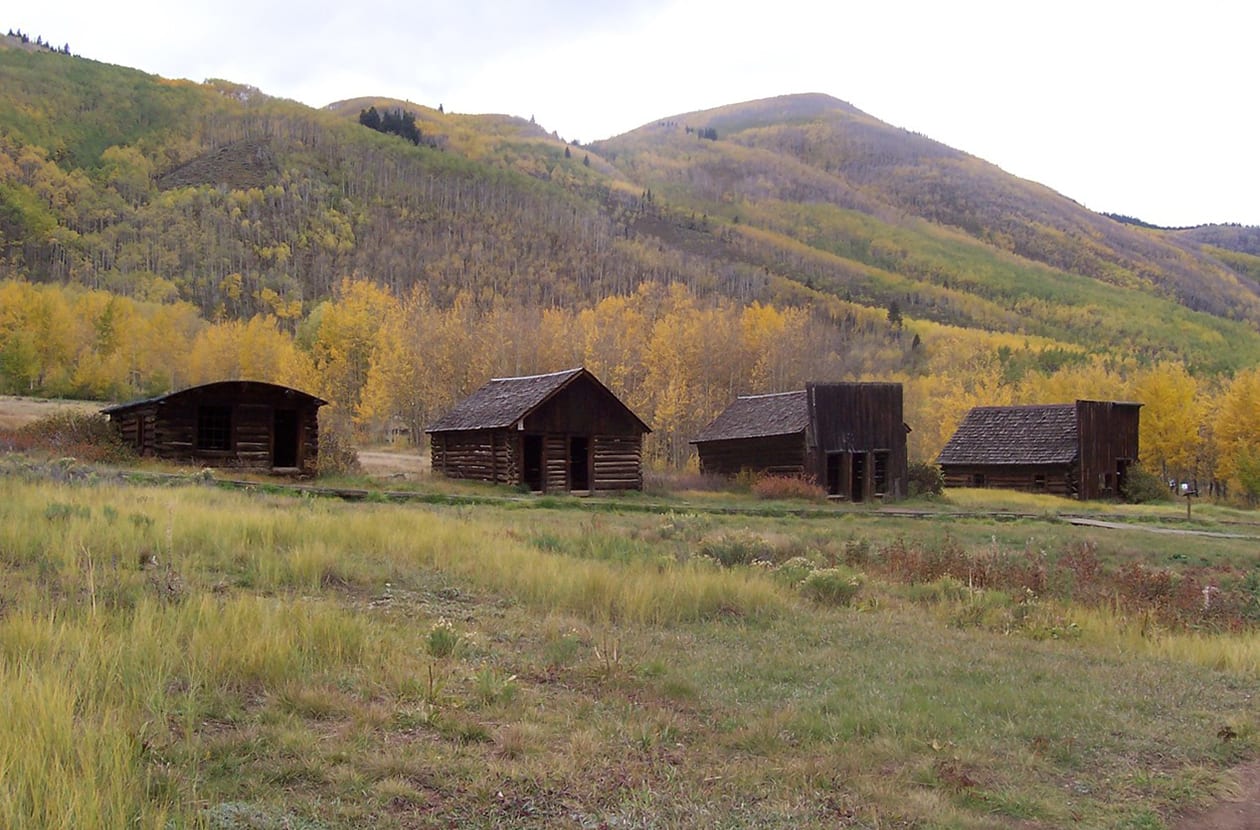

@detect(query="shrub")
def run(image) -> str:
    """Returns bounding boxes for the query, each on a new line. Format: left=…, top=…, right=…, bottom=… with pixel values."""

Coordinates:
left=15, top=410, right=134, bottom=463
left=317, top=423, right=360, bottom=477
left=772, top=556, right=816, bottom=588
left=751, top=475, right=826, bottom=502
left=908, top=461, right=945, bottom=497
left=799, top=566, right=864, bottom=606
left=426, top=618, right=462, bottom=659
left=700, top=530, right=775, bottom=567
left=1120, top=464, right=1172, bottom=504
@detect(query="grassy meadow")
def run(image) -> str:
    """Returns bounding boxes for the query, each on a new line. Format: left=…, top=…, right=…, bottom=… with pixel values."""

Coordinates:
left=1, top=458, right=1259, bottom=829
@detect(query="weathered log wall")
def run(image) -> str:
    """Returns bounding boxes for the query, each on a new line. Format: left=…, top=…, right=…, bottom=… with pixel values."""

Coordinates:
left=695, top=434, right=807, bottom=478
left=430, top=430, right=518, bottom=485
left=106, top=382, right=322, bottom=474
left=941, top=464, right=1077, bottom=497
left=592, top=434, right=643, bottom=491
left=431, top=430, right=644, bottom=493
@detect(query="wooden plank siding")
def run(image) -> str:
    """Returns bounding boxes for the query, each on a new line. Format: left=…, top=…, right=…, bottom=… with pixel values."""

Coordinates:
left=1076, top=400, right=1141, bottom=500
left=807, top=383, right=907, bottom=500
left=692, top=383, right=908, bottom=501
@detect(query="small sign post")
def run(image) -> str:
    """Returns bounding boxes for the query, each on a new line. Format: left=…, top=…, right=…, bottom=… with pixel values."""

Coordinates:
left=1179, top=481, right=1199, bottom=520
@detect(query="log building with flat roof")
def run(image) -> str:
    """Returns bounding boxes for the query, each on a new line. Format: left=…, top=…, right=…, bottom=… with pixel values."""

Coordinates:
left=426, top=368, right=650, bottom=493
left=692, top=382, right=908, bottom=501
left=936, top=400, right=1141, bottom=499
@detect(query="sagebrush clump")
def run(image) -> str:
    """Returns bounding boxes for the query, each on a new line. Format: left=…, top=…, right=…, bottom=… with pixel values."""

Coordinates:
left=11, top=411, right=134, bottom=463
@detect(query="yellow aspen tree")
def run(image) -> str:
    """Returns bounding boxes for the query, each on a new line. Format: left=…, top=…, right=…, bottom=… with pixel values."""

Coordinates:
left=356, top=296, right=423, bottom=438
left=1131, top=362, right=1203, bottom=480
left=1212, top=367, right=1260, bottom=499
left=303, top=277, right=397, bottom=422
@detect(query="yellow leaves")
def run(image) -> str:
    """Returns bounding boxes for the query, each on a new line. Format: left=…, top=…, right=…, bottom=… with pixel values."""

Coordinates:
left=305, top=278, right=396, bottom=412
left=188, top=315, right=310, bottom=389
left=1213, top=368, right=1260, bottom=495
left=1132, top=363, right=1203, bottom=479
left=221, top=273, right=243, bottom=303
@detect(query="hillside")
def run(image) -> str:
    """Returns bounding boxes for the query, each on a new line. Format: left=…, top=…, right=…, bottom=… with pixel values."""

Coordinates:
left=593, top=94, right=1260, bottom=370
left=2, top=43, right=1260, bottom=379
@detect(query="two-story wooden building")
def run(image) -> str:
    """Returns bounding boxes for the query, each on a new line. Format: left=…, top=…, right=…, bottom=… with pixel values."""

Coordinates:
left=691, top=382, right=908, bottom=501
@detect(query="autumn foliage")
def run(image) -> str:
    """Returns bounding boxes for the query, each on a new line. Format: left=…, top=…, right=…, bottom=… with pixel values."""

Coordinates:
left=3, top=273, right=1260, bottom=500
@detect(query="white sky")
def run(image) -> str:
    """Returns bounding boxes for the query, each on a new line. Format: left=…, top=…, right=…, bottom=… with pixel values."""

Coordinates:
left=9, top=0, right=1259, bottom=227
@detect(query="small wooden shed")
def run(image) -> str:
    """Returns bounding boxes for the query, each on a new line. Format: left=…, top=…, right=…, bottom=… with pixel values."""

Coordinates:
left=425, top=368, right=650, bottom=493
left=102, top=380, right=325, bottom=474
left=691, top=382, right=908, bottom=501
left=936, top=400, right=1141, bottom=499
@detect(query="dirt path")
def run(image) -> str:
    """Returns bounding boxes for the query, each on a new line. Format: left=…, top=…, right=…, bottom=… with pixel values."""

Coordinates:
left=357, top=450, right=428, bottom=479
left=1171, top=761, right=1260, bottom=829
left=1066, top=517, right=1260, bottom=540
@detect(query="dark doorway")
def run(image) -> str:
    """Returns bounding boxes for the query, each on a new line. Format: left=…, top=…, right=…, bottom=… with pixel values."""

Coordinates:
left=273, top=409, right=299, bottom=467
left=569, top=435, right=590, bottom=491
left=850, top=452, right=866, bottom=502
left=1116, top=459, right=1130, bottom=498
left=523, top=435, right=544, bottom=491
left=825, top=453, right=843, bottom=496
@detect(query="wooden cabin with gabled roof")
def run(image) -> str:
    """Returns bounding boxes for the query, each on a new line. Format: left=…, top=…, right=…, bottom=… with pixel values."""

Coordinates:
left=936, top=400, right=1141, bottom=499
left=691, top=382, right=908, bottom=501
left=425, top=368, right=650, bottom=493
left=101, top=380, right=325, bottom=474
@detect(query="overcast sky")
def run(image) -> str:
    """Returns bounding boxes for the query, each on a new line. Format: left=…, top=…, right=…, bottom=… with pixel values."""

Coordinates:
left=10, top=0, right=1259, bottom=227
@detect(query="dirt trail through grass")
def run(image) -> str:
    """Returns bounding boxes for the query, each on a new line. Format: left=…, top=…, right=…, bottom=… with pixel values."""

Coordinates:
left=1172, top=762, right=1260, bottom=829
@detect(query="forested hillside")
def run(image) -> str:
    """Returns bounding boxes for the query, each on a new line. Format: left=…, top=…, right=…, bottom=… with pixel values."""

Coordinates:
left=4, top=38, right=1260, bottom=491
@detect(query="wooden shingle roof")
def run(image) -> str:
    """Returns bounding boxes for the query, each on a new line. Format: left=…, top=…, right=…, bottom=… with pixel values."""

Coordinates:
left=691, top=391, right=810, bottom=443
left=936, top=404, right=1078, bottom=465
left=426, top=368, right=649, bottom=433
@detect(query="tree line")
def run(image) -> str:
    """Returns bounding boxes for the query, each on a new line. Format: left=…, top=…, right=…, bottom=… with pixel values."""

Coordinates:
left=4, top=275, right=1260, bottom=500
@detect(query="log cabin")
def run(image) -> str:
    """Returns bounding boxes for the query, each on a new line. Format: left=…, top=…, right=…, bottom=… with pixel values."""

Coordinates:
left=426, top=368, right=650, bottom=493
left=936, top=400, right=1142, bottom=499
left=102, top=380, right=325, bottom=474
left=691, top=382, right=909, bottom=501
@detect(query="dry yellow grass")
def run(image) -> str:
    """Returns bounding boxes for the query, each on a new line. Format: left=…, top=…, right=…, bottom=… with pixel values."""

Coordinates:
left=0, top=396, right=103, bottom=431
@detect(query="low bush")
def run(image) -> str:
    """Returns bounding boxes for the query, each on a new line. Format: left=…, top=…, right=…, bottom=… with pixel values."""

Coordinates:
left=700, top=530, right=775, bottom=568
left=14, top=411, right=134, bottom=463
left=1121, top=464, right=1172, bottom=504
left=772, top=556, right=816, bottom=588
left=317, top=424, right=360, bottom=477
left=799, top=566, right=864, bottom=606
left=907, top=461, right=945, bottom=497
left=751, top=475, right=826, bottom=502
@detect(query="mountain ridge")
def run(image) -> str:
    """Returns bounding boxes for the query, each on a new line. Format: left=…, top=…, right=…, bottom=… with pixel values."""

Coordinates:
left=2, top=43, right=1259, bottom=378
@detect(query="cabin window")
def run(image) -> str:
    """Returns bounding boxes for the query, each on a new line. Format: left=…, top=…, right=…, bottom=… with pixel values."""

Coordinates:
left=972, top=473, right=986, bottom=487
left=1033, top=474, right=1046, bottom=492
left=197, top=405, right=232, bottom=451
